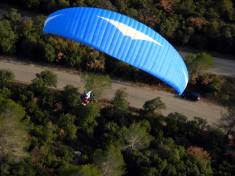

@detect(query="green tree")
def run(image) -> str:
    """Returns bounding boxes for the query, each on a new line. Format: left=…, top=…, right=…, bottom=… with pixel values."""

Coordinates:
left=111, top=0, right=128, bottom=12
left=217, top=0, right=235, bottom=21
left=58, top=114, right=77, bottom=141
left=175, top=0, right=196, bottom=17
left=0, top=97, right=28, bottom=161
left=0, top=160, right=37, bottom=176
left=82, top=73, right=111, bottom=98
left=159, top=15, right=179, bottom=38
left=44, top=43, right=56, bottom=62
left=102, top=122, right=123, bottom=146
left=204, top=19, right=222, bottom=39
left=93, top=0, right=116, bottom=10
left=59, top=164, right=101, bottom=176
left=30, top=121, right=57, bottom=147
left=143, top=97, right=166, bottom=114
left=127, top=8, right=138, bottom=18
left=18, top=18, right=37, bottom=41
left=157, top=138, right=213, bottom=176
left=60, top=85, right=81, bottom=112
left=22, top=0, right=41, bottom=9
left=77, top=102, right=100, bottom=135
left=34, top=70, right=57, bottom=88
left=164, top=112, right=188, bottom=138
left=0, top=69, right=15, bottom=88
left=0, top=88, right=11, bottom=98
left=75, top=164, right=101, bottom=176
left=185, top=52, right=214, bottom=81
left=112, top=88, right=129, bottom=112
left=219, top=106, right=235, bottom=136
left=0, top=19, right=16, bottom=54
left=124, top=136, right=212, bottom=176
left=57, top=0, right=70, bottom=9
left=122, top=121, right=152, bottom=150
left=4, top=8, right=22, bottom=30
left=216, top=161, right=235, bottom=176
left=31, top=70, right=57, bottom=95
left=94, top=145, right=125, bottom=176
left=129, top=0, right=147, bottom=9
left=203, top=75, right=224, bottom=97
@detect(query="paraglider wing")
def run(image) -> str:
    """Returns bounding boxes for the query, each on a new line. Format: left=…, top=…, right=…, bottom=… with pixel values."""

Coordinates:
left=43, top=7, right=188, bottom=94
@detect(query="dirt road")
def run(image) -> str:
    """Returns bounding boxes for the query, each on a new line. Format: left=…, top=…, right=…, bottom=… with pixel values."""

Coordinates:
left=0, top=57, right=226, bottom=125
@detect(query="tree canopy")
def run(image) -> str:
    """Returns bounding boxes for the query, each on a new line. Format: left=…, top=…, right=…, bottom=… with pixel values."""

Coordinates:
left=0, top=97, right=28, bottom=162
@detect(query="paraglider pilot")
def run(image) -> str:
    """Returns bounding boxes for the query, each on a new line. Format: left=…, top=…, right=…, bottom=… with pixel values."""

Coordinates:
left=80, top=90, right=94, bottom=106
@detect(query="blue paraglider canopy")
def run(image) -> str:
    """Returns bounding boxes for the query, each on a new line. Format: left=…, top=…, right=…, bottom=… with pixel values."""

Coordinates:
left=43, top=7, right=189, bottom=94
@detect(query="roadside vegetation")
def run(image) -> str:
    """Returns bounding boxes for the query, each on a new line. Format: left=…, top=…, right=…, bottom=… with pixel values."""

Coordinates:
left=0, top=69, right=235, bottom=176
left=184, top=52, right=235, bottom=107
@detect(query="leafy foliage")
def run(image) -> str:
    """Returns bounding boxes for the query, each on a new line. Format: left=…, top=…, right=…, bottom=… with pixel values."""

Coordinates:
left=0, top=69, right=233, bottom=175
left=94, top=145, right=125, bottom=176
left=112, top=88, right=129, bottom=113
left=59, top=164, right=101, bottom=176
left=77, top=102, right=101, bottom=135
left=121, top=121, right=152, bottom=150
left=30, top=70, right=57, bottom=96
left=0, top=19, right=16, bottom=54
left=60, top=85, right=81, bottom=113
left=82, top=73, right=111, bottom=98
left=143, top=97, right=166, bottom=114
left=0, top=69, right=15, bottom=88
left=219, top=106, right=235, bottom=135
left=58, top=114, right=77, bottom=142
left=34, top=70, right=57, bottom=88
left=0, top=97, right=28, bottom=162
left=185, top=52, right=214, bottom=82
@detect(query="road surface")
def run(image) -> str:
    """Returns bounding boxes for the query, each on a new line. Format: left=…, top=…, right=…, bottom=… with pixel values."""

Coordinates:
left=0, top=57, right=226, bottom=125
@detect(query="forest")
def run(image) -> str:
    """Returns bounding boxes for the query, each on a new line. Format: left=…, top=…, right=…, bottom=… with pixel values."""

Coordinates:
left=1, top=0, right=235, bottom=54
left=0, top=0, right=235, bottom=176
left=0, top=69, right=234, bottom=176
